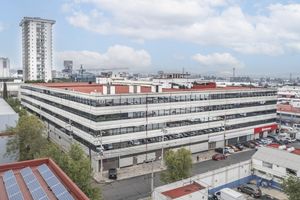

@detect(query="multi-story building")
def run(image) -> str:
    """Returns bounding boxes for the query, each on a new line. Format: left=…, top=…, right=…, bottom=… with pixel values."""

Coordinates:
left=62, top=60, right=73, bottom=76
left=20, top=82, right=277, bottom=173
left=277, top=86, right=300, bottom=127
left=0, top=57, right=10, bottom=78
left=20, top=17, right=55, bottom=82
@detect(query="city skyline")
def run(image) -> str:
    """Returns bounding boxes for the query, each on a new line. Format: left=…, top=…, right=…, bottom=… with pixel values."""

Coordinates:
left=0, top=0, right=300, bottom=77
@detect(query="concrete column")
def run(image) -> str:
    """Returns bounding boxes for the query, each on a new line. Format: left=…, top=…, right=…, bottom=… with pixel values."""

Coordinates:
left=129, top=85, right=134, bottom=93
left=102, top=85, right=107, bottom=95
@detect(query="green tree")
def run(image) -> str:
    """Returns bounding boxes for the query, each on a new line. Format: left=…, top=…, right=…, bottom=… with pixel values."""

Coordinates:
left=6, top=97, right=27, bottom=117
left=3, top=82, right=8, bottom=99
left=282, top=176, right=300, bottom=200
left=161, top=148, right=193, bottom=183
left=37, top=143, right=102, bottom=200
left=6, top=115, right=47, bottom=160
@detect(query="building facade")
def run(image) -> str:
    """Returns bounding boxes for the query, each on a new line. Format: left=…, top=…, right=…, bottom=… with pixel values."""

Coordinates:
left=0, top=57, right=10, bottom=78
left=252, top=146, right=300, bottom=189
left=277, top=86, right=300, bottom=127
left=20, top=17, right=55, bottom=82
left=20, top=83, right=277, bottom=173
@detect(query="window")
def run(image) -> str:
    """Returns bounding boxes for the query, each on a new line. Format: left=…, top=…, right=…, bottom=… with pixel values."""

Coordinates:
left=208, top=142, right=216, bottom=149
left=286, top=168, right=297, bottom=176
left=262, top=161, right=272, bottom=169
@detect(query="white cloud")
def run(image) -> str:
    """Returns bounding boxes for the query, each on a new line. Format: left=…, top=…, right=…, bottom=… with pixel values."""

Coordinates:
left=192, top=53, right=243, bottom=68
left=55, top=45, right=151, bottom=70
left=63, top=1, right=300, bottom=55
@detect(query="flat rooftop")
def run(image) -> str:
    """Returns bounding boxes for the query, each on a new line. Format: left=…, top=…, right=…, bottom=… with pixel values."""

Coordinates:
left=0, top=158, right=89, bottom=200
left=161, top=182, right=205, bottom=199
left=31, top=82, right=264, bottom=95
left=0, top=98, right=17, bottom=116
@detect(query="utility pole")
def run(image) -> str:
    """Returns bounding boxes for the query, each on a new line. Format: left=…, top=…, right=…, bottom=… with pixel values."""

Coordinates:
left=151, top=159, right=154, bottom=195
left=161, top=128, right=167, bottom=166
left=223, top=114, right=227, bottom=155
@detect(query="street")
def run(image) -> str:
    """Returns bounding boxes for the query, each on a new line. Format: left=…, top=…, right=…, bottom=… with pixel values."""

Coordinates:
left=98, top=150, right=256, bottom=200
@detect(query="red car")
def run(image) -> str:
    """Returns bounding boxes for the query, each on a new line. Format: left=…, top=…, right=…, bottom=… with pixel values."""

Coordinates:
left=212, top=154, right=227, bottom=161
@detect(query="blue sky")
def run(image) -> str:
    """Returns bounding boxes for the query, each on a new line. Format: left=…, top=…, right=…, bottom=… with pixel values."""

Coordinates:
left=0, top=0, right=300, bottom=77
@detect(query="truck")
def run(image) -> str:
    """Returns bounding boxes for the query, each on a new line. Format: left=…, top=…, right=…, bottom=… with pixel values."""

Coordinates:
left=296, top=132, right=300, bottom=141
left=215, top=188, right=246, bottom=200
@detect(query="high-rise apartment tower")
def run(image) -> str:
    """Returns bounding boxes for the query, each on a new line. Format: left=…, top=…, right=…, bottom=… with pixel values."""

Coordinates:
left=20, top=17, right=55, bottom=82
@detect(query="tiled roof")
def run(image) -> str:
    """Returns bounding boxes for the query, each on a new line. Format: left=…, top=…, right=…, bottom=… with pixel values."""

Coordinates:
left=0, top=158, right=89, bottom=200
left=161, top=182, right=205, bottom=199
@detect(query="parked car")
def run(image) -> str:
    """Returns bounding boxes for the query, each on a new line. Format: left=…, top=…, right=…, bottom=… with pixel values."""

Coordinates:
left=243, top=142, right=256, bottom=148
left=228, top=145, right=240, bottom=152
left=108, top=168, right=117, bottom=179
left=235, top=143, right=244, bottom=151
left=237, top=184, right=262, bottom=198
left=212, top=154, right=227, bottom=161
left=208, top=194, right=218, bottom=200
left=224, top=147, right=235, bottom=154
left=215, top=148, right=224, bottom=154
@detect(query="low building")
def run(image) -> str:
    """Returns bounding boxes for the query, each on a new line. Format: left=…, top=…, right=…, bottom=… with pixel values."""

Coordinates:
left=153, top=181, right=208, bottom=200
left=153, top=160, right=252, bottom=199
left=252, top=146, right=300, bottom=189
left=0, top=158, right=89, bottom=200
left=0, top=98, right=18, bottom=133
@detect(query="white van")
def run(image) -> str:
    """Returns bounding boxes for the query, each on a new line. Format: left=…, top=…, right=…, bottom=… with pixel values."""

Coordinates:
left=215, top=188, right=246, bottom=200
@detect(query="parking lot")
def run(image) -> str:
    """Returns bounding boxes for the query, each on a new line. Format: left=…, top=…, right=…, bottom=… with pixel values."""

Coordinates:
left=232, top=186, right=287, bottom=200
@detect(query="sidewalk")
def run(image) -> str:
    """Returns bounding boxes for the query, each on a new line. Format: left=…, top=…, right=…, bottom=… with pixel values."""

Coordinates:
left=261, top=188, right=287, bottom=200
left=94, top=150, right=216, bottom=183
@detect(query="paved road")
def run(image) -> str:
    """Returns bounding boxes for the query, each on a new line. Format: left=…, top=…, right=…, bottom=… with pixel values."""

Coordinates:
left=99, top=150, right=256, bottom=200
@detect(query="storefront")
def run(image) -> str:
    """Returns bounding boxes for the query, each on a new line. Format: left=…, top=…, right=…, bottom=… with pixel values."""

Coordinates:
left=253, top=124, right=278, bottom=139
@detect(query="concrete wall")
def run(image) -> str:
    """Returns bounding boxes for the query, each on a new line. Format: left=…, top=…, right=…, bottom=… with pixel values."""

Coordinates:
left=153, top=160, right=252, bottom=199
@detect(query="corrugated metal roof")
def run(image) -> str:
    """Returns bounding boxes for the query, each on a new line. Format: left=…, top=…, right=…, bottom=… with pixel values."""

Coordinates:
left=253, top=146, right=300, bottom=171
left=0, top=98, right=17, bottom=116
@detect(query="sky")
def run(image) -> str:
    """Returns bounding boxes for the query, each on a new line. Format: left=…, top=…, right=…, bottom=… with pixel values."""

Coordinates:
left=0, top=0, right=300, bottom=77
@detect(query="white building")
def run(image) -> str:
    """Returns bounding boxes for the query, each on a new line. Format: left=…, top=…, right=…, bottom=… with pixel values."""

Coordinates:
left=20, top=82, right=277, bottom=173
left=20, top=17, right=55, bottom=82
left=153, top=160, right=252, bottom=199
left=0, top=57, right=10, bottom=78
left=277, top=86, right=300, bottom=126
left=252, top=146, right=300, bottom=188
left=153, top=181, right=208, bottom=200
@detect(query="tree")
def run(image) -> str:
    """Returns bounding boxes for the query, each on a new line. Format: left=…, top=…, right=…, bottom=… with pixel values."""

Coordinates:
left=6, top=97, right=27, bottom=117
left=6, top=115, right=47, bottom=160
left=3, top=81, right=8, bottom=99
left=282, top=176, right=300, bottom=200
left=161, top=148, right=193, bottom=183
left=36, top=143, right=102, bottom=200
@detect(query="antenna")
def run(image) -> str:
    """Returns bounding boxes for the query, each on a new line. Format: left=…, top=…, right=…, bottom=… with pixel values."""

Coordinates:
left=233, top=67, right=236, bottom=78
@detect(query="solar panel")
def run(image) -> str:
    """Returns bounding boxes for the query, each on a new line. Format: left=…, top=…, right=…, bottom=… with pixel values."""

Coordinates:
left=37, top=164, right=74, bottom=200
left=1, top=170, right=24, bottom=200
left=20, top=167, right=49, bottom=200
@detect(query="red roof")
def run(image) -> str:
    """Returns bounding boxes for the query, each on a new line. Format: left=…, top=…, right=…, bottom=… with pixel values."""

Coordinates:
left=0, top=158, right=89, bottom=200
left=267, top=143, right=281, bottom=148
left=161, top=182, right=205, bottom=199
left=33, top=82, right=260, bottom=95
